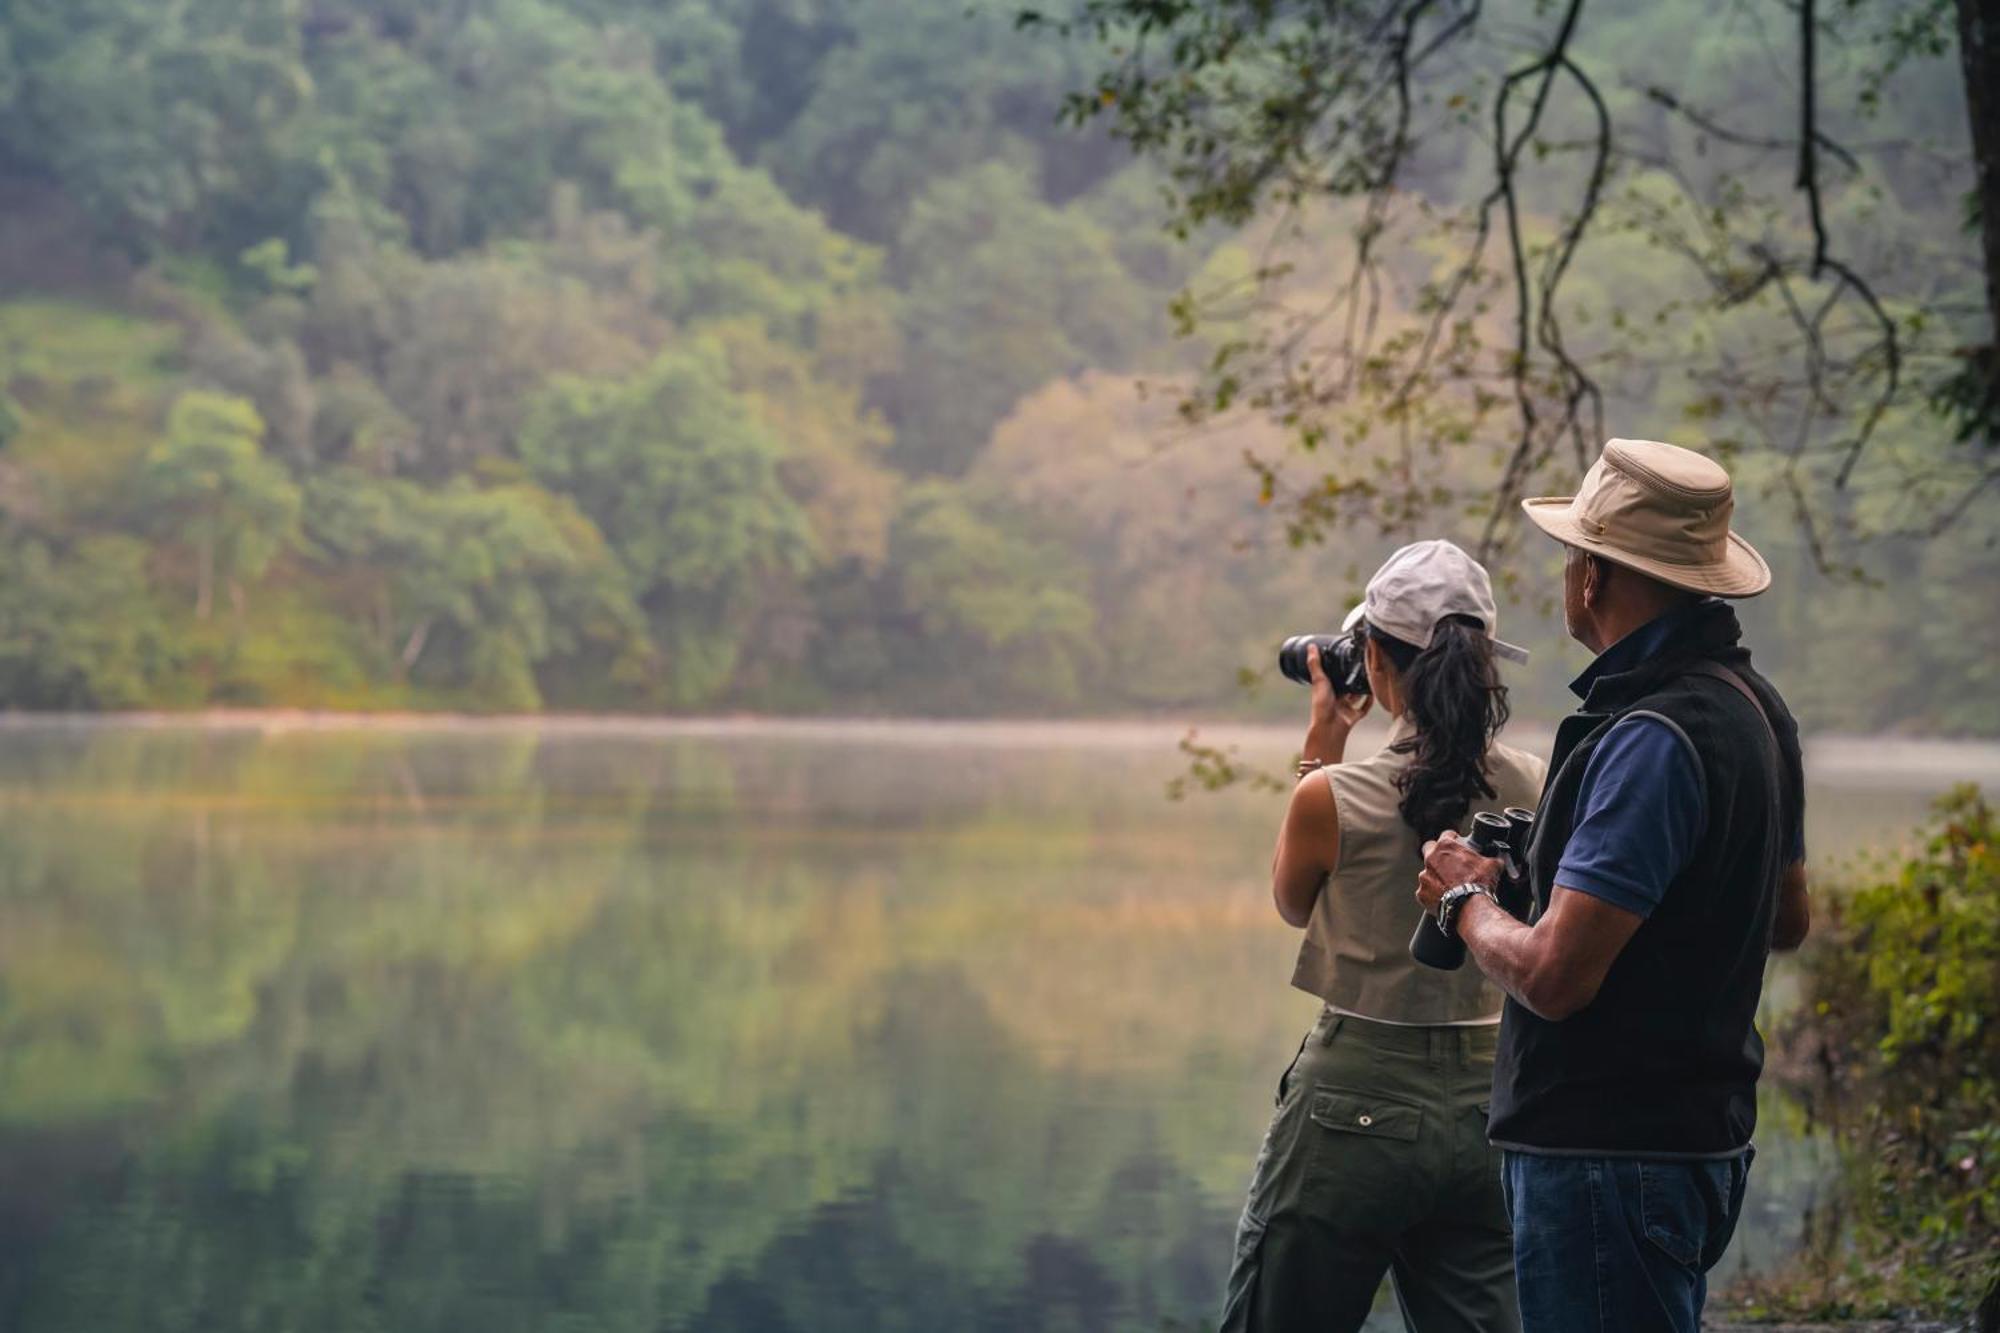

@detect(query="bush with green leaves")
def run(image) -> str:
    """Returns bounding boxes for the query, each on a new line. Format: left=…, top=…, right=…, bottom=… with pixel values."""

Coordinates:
left=1750, top=786, right=1999, bottom=1321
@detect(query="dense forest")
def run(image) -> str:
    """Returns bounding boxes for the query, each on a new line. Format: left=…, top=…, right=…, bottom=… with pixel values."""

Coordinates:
left=0, top=0, right=1990, bottom=732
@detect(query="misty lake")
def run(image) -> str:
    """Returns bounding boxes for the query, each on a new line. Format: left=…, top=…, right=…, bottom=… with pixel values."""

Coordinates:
left=1, top=716, right=1994, bottom=1332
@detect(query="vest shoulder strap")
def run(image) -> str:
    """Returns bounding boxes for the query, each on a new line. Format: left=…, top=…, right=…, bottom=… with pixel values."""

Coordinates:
left=1681, top=660, right=1775, bottom=750
left=1679, top=661, right=1787, bottom=881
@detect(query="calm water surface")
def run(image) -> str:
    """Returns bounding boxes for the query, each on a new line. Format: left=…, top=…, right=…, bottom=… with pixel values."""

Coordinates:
left=0, top=717, right=1990, bottom=1332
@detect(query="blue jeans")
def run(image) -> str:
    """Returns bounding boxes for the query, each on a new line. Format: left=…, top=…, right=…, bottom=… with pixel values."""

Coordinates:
left=1502, top=1148, right=1753, bottom=1333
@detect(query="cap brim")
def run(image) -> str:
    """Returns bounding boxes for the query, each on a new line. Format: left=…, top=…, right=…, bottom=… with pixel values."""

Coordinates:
left=1343, top=592, right=1528, bottom=663
left=1520, top=497, right=1772, bottom=598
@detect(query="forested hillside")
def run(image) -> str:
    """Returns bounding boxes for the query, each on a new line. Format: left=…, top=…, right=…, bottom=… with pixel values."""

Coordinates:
left=0, top=0, right=1989, bottom=731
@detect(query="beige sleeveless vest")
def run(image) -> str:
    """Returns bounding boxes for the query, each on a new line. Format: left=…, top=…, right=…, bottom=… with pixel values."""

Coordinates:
left=1291, top=718, right=1548, bottom=1023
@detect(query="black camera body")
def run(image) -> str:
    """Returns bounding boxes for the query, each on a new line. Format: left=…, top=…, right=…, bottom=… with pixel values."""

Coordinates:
left=1278, top=632, right=1369, bottom=695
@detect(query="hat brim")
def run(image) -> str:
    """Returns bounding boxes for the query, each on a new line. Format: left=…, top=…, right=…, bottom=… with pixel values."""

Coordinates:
left=1520, top=497, right=1772, bottom=598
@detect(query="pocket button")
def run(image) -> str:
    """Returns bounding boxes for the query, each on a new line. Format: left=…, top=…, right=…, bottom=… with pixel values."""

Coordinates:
left=1357, top=1114, right=1373, bottom=1127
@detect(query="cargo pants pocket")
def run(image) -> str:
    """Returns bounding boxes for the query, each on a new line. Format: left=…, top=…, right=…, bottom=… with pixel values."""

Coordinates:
left=1308, top=1088, right=1423, bottom=1143
left=1222, top=1068, right=1313, bottom=1332
left=1303, top=1085, right=1424, bottom=1212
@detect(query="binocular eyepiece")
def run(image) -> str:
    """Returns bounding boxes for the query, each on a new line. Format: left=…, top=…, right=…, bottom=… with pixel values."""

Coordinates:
left=1411, top=806, right=1537, bottom=970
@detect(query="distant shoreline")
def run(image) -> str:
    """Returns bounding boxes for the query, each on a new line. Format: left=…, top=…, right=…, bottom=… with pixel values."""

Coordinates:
left=3, top=709, right=1997, bottom=788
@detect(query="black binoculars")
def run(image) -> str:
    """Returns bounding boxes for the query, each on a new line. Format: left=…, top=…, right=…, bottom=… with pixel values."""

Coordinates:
left=1410, top=806, right=1536, bottom=970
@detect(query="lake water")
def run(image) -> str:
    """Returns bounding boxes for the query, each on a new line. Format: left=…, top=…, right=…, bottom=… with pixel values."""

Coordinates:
left=0, top=716, right=1992, bottom=1332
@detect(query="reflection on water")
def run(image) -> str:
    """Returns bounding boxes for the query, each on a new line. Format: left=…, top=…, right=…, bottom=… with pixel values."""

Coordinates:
left=0, top=718, right=1983, bottom=1331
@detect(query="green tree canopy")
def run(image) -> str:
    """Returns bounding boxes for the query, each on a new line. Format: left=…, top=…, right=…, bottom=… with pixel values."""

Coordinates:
left=140, top=391, right=300, bottom=620
left=519, top=342, right=812, bottom=706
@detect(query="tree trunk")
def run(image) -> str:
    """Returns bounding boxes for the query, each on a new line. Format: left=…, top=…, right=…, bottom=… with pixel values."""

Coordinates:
left=400, top=615, right=434, bottom=674
left=1959, top=0, right=2000, bottom=436
left=195, top=537, right=213, bottom=621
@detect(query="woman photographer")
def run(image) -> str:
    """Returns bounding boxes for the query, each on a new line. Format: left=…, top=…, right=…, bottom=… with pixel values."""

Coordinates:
left=1221, top=540, right=1547, bottom=1333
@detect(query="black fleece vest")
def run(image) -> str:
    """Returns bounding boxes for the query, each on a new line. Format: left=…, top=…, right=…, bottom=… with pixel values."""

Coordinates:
left=1488, top=601, right=1804, bottom=1157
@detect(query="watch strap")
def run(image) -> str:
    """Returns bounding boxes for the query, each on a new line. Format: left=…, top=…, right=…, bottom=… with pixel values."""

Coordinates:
left=1437, top=883, right=1498, bottom=937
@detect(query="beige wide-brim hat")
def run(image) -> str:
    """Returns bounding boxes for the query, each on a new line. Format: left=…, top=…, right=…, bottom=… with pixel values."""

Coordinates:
left=1521, top=438, right=1771, bottom=597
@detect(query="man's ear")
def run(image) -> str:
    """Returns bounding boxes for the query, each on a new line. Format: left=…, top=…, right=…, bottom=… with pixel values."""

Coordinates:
left=1582, top=554, right=1606, bottom=608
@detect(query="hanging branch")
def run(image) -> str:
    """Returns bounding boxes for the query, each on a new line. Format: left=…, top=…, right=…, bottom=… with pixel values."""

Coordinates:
left=1476, top=0, right=1608, bottom=557
left=1642, top=85, right=1862, bottom=176
left=1033, top=0, right=1986, bottom=557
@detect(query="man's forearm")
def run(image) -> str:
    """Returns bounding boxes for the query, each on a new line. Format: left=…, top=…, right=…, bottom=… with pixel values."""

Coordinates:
left=1420, top=840, right=1647, bottom=1022
left=1455, top=894, right=1551, bottom=1015
left=1456, top=892, right=1628, bottom=1021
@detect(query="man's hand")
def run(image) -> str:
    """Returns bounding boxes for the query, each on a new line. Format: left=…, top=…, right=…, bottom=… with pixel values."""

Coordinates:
left=1416, top=830, right=1503, bottom=914
left=1421, top=835, right=1648, bottom=1020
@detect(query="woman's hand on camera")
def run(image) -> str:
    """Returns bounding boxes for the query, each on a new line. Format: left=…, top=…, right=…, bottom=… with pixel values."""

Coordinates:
left=1307, top=642, right=1371, bottom=732
left=1302, top=642, right=1369, bottom=766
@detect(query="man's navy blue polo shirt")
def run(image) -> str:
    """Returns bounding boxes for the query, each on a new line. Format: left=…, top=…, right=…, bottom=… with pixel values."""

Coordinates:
left=1556, top=601, right=1805, bottom=919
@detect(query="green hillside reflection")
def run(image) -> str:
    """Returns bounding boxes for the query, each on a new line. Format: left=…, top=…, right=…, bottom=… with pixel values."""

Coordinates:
left=0, top=722, right=1901, bottom=1330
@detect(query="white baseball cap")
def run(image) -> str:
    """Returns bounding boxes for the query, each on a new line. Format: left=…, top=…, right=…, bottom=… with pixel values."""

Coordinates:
left=1339, top=539, right=1530, bottom=664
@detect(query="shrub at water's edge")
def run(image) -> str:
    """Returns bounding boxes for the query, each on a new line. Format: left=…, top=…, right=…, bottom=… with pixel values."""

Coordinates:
left=1728, top=786, right=1998, bottom=1324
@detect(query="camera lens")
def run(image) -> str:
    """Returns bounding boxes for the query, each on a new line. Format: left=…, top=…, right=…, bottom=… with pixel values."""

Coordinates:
left=1276, top=632, right=1371, bottom=695
left=1277, top=636, right=1307, bottom=684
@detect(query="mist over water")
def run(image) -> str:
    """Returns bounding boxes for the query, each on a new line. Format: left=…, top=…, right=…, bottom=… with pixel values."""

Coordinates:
left=0, top=718, right=1982, bottom=1331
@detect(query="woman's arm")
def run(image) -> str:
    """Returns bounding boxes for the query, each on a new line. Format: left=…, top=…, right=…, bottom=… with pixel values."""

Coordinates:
left=1272, top=773, right=1341, bottom=927
left=1273, top=640, right=1370, bottom=927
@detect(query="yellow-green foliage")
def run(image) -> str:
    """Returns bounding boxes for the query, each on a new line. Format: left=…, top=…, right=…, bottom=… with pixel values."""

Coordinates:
left=0, top=301, right=181, bottom=506
left=0, top=301, right=180, bottom=388
left=1750, top=787, right=1999, bottom=1320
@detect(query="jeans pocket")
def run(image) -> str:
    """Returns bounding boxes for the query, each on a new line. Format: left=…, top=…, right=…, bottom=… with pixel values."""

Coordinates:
left=1640, top=1159, right=1742, bottom=1272
left=1698, top=1151, right=1754, bottom=1270
left=1637, top=1162, right=1705, bottom=1269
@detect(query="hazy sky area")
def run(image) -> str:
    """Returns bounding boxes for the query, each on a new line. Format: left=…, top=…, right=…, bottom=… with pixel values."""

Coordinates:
left=0, top=0, right=1989, bottom=734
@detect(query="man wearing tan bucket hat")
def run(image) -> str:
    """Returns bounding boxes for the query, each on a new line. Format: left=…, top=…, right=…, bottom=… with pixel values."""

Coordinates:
left=1415, top=439, right=1811, bottom=1332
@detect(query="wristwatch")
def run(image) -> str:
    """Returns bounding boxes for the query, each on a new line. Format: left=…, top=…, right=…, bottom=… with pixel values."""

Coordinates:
left=1436, top=883, right=1499, bottom=937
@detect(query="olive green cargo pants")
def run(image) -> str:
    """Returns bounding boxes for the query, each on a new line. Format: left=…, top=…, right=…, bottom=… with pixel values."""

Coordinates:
left=1218, top=1008, right=1520, bottom=1333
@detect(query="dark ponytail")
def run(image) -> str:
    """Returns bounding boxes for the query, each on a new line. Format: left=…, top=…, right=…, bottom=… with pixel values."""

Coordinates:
left=1368, top=615, right=1511, bottom=840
